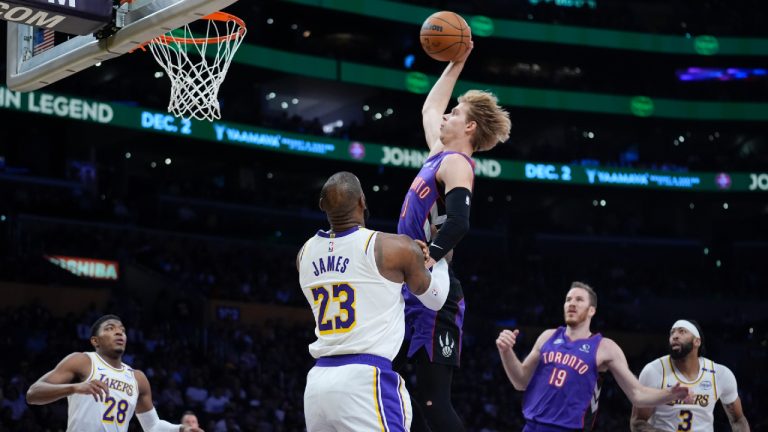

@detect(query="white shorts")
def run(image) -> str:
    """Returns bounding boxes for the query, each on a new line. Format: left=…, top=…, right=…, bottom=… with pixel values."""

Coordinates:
left=304, top=354, right=412, bottom=432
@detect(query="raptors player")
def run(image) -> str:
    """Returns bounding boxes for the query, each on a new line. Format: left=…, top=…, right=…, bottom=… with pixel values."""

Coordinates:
left=496, top=282, right=692, bottom=432
left=396, top=38, right=511, bottom=432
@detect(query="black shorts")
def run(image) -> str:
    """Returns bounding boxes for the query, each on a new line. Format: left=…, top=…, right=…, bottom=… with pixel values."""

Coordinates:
left=402, top=269, right=464, bottom=368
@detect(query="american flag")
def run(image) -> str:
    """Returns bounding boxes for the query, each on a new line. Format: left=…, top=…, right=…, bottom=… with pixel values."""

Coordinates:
left=33, top=28, right=55, bottom=56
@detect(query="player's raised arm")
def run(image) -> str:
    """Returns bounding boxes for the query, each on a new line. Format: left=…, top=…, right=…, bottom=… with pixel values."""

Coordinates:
left=600, top=338, right=691, bottom=407
left=497, top=328, right=555, bottom=391
left=26, top=352, right=109, bottom=405
left=422, top=41, right=473, bottom=154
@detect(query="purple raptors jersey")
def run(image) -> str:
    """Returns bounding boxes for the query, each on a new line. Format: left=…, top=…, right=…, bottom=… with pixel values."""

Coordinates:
left=523, top=327, right=603, bottom=430
left=397, top=151, right=474, bottom=362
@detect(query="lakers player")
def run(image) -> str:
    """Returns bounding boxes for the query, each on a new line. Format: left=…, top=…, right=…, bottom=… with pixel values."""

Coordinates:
left=630, top=320, right=750, bottom=432
left=26, top=314, right=203, bottom=432
left=299, top=172, right=451, bottom=432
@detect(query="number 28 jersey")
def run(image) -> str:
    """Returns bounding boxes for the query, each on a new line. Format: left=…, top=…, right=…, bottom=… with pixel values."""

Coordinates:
left=67, top=352, right=138, bottom=432
left=298, top=226, right=405, bottom=361
left=639, top=355, right=739, bottom=432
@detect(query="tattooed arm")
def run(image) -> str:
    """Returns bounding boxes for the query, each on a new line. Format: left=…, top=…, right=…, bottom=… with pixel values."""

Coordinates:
left=723, top=398, right=750, bottom=432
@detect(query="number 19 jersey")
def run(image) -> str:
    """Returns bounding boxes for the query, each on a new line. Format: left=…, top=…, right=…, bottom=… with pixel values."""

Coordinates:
left=67, top=352, right=138, bottom=432
left=523, top=327, right=603, bottom=430
left=298, top=226, right=405, bottom=361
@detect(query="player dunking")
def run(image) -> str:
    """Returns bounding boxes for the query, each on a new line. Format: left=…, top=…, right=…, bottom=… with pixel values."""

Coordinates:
left=395, top=39, right=511, bottom=432
left=26, top=314, right=203, bottom=432
left=496, top=282, right=692, bottom=432
left=298, top=172, right=451, bottom=432
left=630, top=319, right=750, bottom=432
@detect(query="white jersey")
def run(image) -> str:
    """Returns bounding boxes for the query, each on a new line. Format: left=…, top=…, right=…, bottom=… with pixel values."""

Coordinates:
left=639, top=355, right=739, bottom=432
left=299, top=226, right=405, bottom=360
left=67, top=352, right=139, bottom=432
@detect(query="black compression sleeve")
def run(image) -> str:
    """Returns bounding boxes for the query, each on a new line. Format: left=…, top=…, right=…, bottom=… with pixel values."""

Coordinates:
left=428, top=187, right=471, bottom=261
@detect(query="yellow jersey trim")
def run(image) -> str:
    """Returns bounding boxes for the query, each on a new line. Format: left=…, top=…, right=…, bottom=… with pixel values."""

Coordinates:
left=373, top=367, right=386, bottom=432
left=298, top=238, right=312, bottom=264
left=660, top=357, right=667, bottom=389
left=398, top=375, right=408, bottom=428
left=94, top=352, right=125, bottom=372
left=711, top=359, right=718, bottom=401
left=669, top=356, right=705, bottom=385
left=85, top=353, right=96, bottom=381
left=364, top=231, right=376, bottom=255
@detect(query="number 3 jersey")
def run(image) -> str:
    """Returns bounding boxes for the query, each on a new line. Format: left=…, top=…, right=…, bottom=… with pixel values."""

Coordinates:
left=638, top=355, right=739, bottom=432
left=523, top=326, right=603, bottom=430
left=299, top=226, right=405, bottom=361
left=67, top=352, right=138, bottom=432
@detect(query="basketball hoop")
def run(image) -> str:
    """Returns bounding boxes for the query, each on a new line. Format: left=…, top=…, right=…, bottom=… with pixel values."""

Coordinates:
left=142, top=12, right=246, bottom=121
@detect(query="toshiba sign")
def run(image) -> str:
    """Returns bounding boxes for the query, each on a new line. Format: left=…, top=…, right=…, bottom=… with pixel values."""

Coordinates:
left=45, top=255, right=119, bottom=280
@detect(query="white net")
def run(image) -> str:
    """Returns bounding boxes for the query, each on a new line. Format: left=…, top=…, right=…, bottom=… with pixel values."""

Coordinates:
left=146, top=13, right=246, bottom=121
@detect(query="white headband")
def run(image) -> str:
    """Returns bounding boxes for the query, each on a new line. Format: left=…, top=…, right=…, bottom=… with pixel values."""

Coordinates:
left=672, top=320, right=700, bottom=338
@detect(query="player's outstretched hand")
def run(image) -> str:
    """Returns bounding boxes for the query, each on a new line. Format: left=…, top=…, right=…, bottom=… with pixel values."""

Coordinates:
left=496, top=329, right=520, bottom=353
left=453, top=36, right=473, bottom=64
left=668, top=382, right=693, bottom=404
left=73, top=379, right=109, bottom=402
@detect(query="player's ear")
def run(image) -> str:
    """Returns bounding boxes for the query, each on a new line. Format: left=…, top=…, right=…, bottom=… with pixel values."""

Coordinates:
left=90, top=335, right=99, bottom=349
left=588, top=305, right=596, bottom=318
left=693, top=337, right=701, bottom=349
left=465, top=120, right=477, bottom=134
left=318, top=197, right=325, bottom=211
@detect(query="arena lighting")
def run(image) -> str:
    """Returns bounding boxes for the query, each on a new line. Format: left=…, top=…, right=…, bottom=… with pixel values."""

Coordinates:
left=1, top=85, right=765, bottom=192
left=678, top=67, right=768, bottom=81
left=403, top=54, right=415, bottom=69
left=528, top=0, right=597, bottom=8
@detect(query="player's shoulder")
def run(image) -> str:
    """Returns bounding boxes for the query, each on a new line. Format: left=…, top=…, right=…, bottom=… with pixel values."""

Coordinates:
left=640, top=355, right=667, bottom=374
left=441, top=152, right=474, bottom=169
left=536, top=328, right=559, bottom=343
left=708, top=358, right=735, bottom=377
left=131, top=368, right=149, bottom=385
left=597, top=336, right=620, bottom=350
left=62, top=351, right=92, bottom=365
left=376, top=232, right=413, bottom=246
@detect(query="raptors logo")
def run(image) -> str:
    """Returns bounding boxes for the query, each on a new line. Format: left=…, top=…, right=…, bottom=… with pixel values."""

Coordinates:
left=439, top=332, right=455, bottom=358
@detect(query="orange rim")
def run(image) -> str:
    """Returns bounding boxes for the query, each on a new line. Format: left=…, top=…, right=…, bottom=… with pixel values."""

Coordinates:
left=150, top=12, right=246, bottom=46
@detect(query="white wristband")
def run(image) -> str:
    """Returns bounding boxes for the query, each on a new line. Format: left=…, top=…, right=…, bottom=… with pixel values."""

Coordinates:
left=415, top=258, right=449, bottom=310
left=136, top=408, right=182, bottom=432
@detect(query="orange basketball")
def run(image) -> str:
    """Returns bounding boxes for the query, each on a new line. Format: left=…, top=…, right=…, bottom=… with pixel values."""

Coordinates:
left=419, top=11, right=471, bottom=62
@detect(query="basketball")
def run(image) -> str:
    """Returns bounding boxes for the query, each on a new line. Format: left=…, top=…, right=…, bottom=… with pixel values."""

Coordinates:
left=420, top=11, right=471, bottom=62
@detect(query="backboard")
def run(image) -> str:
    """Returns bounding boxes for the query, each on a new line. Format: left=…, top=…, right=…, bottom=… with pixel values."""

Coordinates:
left=6, top=0, right=239, bottom=92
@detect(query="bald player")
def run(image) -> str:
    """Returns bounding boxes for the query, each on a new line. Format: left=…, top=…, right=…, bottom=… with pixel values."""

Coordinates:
left=298, top=171, right=450, bottom=432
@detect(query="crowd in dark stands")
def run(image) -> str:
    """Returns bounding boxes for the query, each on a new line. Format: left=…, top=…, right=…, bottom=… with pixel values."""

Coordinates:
left=1, top=177, right=767, bottom=430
